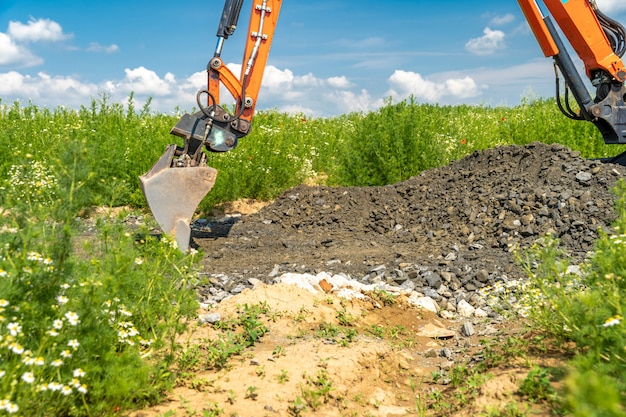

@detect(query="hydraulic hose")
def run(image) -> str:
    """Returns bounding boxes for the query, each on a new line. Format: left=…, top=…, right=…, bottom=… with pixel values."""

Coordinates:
left=596, top=8, right=626, bottom=57
left=217, top=0, right=245, bottom=39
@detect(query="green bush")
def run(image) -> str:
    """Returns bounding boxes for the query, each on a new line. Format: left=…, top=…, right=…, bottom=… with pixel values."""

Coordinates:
left=0, top=146, right=199, bottom=416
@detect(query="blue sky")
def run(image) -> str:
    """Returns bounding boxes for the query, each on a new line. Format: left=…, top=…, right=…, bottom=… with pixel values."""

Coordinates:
left=0, top=0, right=625, bottom=116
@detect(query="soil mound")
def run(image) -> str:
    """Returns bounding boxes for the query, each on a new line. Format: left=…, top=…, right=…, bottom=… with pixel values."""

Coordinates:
left=198, top=142, right=625, bottom=289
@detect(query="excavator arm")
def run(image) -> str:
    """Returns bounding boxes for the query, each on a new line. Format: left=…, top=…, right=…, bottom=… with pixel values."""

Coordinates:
left=139, top=0, right=281, bottom=251
left=518, top=0, right=626, bottom=146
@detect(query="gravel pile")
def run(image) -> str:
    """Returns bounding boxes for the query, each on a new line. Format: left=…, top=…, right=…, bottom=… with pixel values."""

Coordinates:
left=196, top=142, right=626, bottom=317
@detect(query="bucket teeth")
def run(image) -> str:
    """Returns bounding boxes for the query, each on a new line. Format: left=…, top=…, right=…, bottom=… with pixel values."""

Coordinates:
left=139, top=145, right=218, bottom=251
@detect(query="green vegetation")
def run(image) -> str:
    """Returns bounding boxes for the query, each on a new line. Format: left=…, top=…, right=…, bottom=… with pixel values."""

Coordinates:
left=511, top=180, right=626, bottom=416
left=0, top=94, right=625, bottom=415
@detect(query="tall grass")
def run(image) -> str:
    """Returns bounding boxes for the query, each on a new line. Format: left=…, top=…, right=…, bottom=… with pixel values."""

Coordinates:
left=1, top=94, right=626, bottom=415
left=2, top=95, right=620, bottom=214
left=514, top=181, right=626, bottom=416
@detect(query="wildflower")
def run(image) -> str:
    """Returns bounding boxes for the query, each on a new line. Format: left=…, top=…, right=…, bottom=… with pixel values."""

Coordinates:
left=119, top=306, right=132, bottom=317
left=0, top=371, right=5, bottom=378
left=37, top=384, right=47, bottom=392
left=34, top=356, right=44, bottom=366
left=9, top=342, right=24, bottom=355
left=134, top=257, right=143, bottom=265
left=56, top=295, right=69, bottom=305
left=60, top=283, right=70, bottom=290
left=47, top=329, right=59, bottom=337
left=0, top=299, right=8, bottom=307
left=21, top=372, right=34, bottom=384
left=64, top=311, right=80, bottom=325
left=22, top=266, right=32, bottom=274
left=27, top=251, right=42, bottom=261
left=60, top=349, right=72, bottom=358
left=0, top=269, right=6, bottom=277
left=7, top=322, right=21, bottom=336
left=51, top=359, right=64, bottom=367
left=61, top=385, right=72, bottom=396
left=73, top=368, right=85, bottom=378
left=78, top=384, right=88, bottom=394
left=68, top=339, right=80, bottom=349
left=6, top=403, right=18, bottom=413
left=71, top=378, right=81, bottom=388
left=48, top=382, right=62, bottom=391
left=603, top=315, right=622, bottom=327
left=53, top=319, right=63, bottom=329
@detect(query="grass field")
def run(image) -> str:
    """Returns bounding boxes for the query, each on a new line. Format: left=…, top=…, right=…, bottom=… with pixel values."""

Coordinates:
left=0, top=96, right=625, bottom=416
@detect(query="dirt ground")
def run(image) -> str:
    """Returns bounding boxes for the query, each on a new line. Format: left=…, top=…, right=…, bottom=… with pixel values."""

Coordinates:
left=132, top=281, right=550, bottom=417
left=132, top=142, right=624, bottom=416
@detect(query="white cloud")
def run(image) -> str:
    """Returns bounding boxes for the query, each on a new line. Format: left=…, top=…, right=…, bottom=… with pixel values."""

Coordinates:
left=489, top=13, right=515, bottom=26
left=0, top=33, right=42, bottom=67
left=596, top=0, right=626, bottom=13
left=327, top=76, right=352, bottom=89
left=385, top=70, right=481, bottom=103
left=0, top=58, right=556, bottom=117
left=87, top=42, right=119, bottom=53
left=112, top=66, right=175, bottom=96
left=0, top=18, right=71, bottom=68
left=465, top=28, right=506, bottom=56
left=7, top=18, right=72, bottom=43
left=0, top=71, right=98, bottom=102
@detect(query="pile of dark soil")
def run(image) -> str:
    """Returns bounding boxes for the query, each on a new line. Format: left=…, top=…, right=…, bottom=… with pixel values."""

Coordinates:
left=195, top=142, right=625, bottom=310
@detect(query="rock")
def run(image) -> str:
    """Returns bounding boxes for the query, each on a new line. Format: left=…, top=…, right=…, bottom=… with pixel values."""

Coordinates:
left=417, top=323, right=455, bottom=339
left=440, top=347, right=454, bottom=360
left=408, top=295, right=439, bottom=313
left=461, top=322, right=475, bottom=337
left=457, top=299, right=476, bottom=318
left=423, top=271, right=442, bottom=288
left=424, top=348, right=438, bottom=358
left=199, top=313, right=221, bottom=324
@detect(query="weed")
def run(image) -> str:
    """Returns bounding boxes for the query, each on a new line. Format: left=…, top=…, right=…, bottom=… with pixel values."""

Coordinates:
left=277, top=369, right=290, bottom=384
left=336, top=308, right=356, bottom=326
left=301, top=369, right=334, bottom=410
left=245, top=386, right=258, bottom=400
left=367, top=289, right=397, bottom=306
left=293, top=306, right=309, bottom=323
left=518, top=366, right=556, bottom=402
left=288, top=396, right=307, bottom=416
left=272, top=344, right=285, bottom=358
left=409, top=378, right=427, bottom=417
left=367, top=324, right=386, bottom=338
left=202, top=402, right=223, bottom=416
left=227, top=390, right=237, bottom=405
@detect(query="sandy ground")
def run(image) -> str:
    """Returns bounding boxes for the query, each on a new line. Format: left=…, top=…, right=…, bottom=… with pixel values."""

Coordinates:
left=130, top=279, right=553, bottom=417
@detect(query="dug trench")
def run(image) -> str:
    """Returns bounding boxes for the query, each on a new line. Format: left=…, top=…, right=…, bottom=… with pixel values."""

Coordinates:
left=134, top=142, right=626, bottom=416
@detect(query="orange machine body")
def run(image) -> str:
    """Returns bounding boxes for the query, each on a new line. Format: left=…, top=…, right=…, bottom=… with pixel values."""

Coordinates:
left=518, top=0, right=625, bottom=81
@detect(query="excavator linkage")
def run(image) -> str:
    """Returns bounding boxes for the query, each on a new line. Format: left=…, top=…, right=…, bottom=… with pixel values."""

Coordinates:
left=140, top=0, right=281, bottom=251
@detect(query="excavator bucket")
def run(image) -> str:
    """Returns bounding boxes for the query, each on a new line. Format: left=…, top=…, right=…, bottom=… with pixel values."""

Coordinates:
left=139, top=144, right=217, bottom=251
